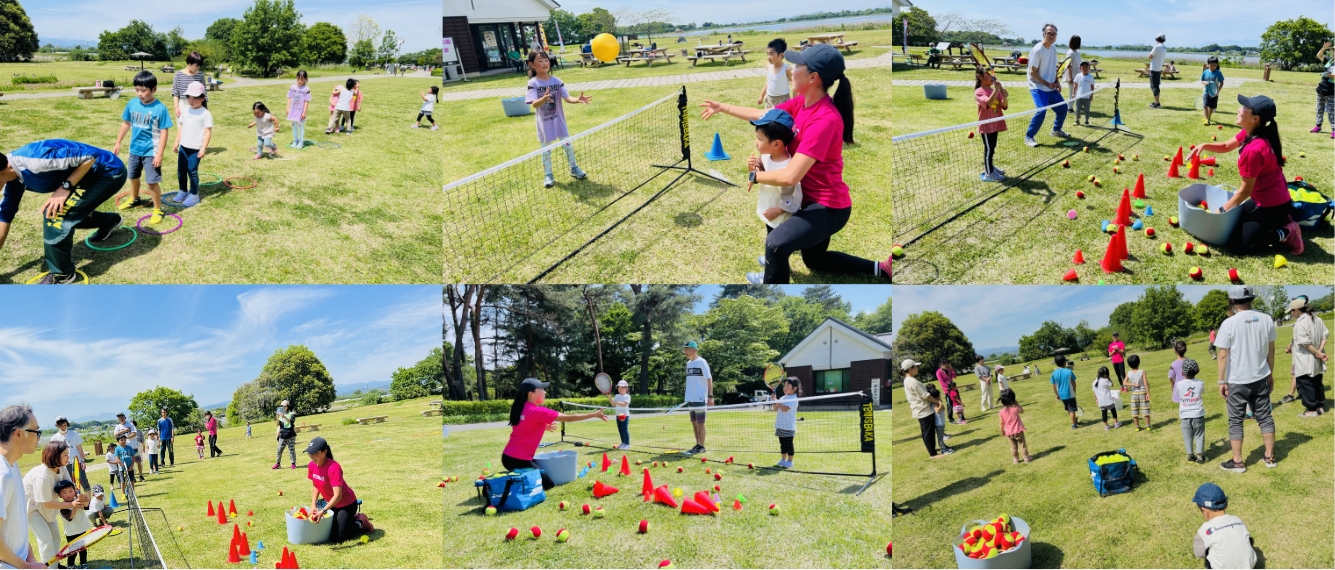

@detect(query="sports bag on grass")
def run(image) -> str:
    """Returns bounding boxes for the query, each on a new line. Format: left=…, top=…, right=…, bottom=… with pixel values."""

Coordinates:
left=1089, top=448, right=1137, bottom=497
left=1288, top=180, right=1333, bottom=228
left=478, top=468, right=546, bottom=512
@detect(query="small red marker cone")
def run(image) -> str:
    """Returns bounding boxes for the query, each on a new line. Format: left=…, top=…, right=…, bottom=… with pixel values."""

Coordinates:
left=1114, top=189, right=1133, bottom=227
left=217, top=504, right=228, bottom=525
left=592, top=480, right=619, bottom=498
left=601, top=453, right=611, bottom=472
left=1208, top=168, right=1214, bottom=177
left=1062, top=268, right=1079, bottom=282
left=1073, top=249, right=1085, bottom=264
left=653, top=485, right=678, bottom=508
left=228, top=500, right=238, bottom=516
left=208, top=501, right=215, bottom=517
left=1100, top=235, right=1124, bottom=273
left=680, top=498, right=711, bottom=515
left=228, top=541, right=241, bottom=564
left=1131, top=173, right=1146, bottom=199
left=733, top=499, right=743, bottom=510
left=641, top=468, right=655, bottom=501
left=694, top=491, right=720, bottom=513
left=1115, top=225, right=1129, bottom=261
left=279, top=547, right=290, bottom=569
left=1201, top=155, right=1216, bottom=166
left=1167, top=156, right=1181, bottom=178
left=289, top=552, right=300, bottom=569
left=1172, top=146, right=1184, bottom=168
left=619, top=455, right=631, bottom=476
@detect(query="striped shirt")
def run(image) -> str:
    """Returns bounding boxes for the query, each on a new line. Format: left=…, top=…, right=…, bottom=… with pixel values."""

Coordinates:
left=1, top=139, right=125, bottom=223
left=171, top=70, right=206, bottom=102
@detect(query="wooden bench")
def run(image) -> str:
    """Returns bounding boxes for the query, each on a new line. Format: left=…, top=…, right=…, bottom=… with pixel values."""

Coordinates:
left=420, top=409, right=444, bottom=417
left=124, top=65, right=138, bottom=71
left=430, top=400, right=442, bottom=406
left=294, top=424, right=320, bottom=433
left=1135, top=67, right=1178, bottom=79
left=73, top=86, right=121, bottom=99
left=832, top=41, right=859, bottom=53
left=356, top=415, right=389, bottom=425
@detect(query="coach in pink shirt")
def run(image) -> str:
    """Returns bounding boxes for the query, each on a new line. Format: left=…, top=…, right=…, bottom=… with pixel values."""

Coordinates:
left=1108, top=331, right=1127, bottom=389
left=502, top=378, right=607, bottom=489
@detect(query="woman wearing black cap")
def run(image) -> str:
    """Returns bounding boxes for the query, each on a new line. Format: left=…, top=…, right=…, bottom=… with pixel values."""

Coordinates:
left=1188, top=94, right=1304, bottom=256
left=502, top=378, right=607, bottom=490
left=303, top=437, right=372, bottom=543
left=700, top=43, right=891, bottom=284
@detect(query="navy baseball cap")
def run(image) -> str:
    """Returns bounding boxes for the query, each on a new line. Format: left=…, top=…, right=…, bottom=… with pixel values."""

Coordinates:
left=784, top=43, right=845, bottom=84
left=303, top=436, right=330, bottom=454
left=520, top=377, right=550, bottom=390
left=1237, top=94, right=1276, bottom=121
left=1192, top=482, right=1228, bottom=509
left=750, top=108, right=795, bottom=130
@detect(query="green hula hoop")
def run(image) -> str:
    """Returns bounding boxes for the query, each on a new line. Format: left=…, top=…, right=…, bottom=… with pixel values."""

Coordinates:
left=84, top=226, right=138, bottom=251
left=200, top=173, right=224, bottom=186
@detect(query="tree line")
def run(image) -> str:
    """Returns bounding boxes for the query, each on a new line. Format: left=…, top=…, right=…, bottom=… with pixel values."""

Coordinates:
left=444, top=285, right=892, bottom=402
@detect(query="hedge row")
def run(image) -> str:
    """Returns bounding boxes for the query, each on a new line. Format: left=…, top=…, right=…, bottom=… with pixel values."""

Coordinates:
left=441, top=395, right=683, bottom=424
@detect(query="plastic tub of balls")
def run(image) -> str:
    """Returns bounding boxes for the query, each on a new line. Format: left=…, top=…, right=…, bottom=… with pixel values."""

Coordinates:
left=501, top=97, right=533, bottom=117
left=1177, top=183, right=1243, bottom=247
left=952, top=516, right=1031, bottom=569
left=924, top=84, right=948, bottom=100
left=532, top=450, right=578, bottom=486
left=285, top=505, right=333, bottom=545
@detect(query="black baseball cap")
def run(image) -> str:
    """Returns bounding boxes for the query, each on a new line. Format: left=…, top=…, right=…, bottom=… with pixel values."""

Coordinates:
left=519, top=377, right=550, bottom=390
left=1237, top=94, right=1276, bottom=121
left=303, top=436, right=330, bottom=454
left=784, top=43, right=845, bottom=84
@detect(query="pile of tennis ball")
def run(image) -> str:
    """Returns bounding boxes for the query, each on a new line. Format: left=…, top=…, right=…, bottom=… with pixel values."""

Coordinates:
left=957, top=514, right=1025, bottom=559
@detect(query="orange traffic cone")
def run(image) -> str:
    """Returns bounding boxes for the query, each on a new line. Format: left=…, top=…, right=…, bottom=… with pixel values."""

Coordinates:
left=694, top=491, right=721, bottom=513
left=1062, top=268, right=1079, bottom=282
left=1114, top=189, right=1133, bottom=227
left=600, top=453, right=611, bottom=473
left=227, top=541, right=241, bottom=564
left=1187, top=155, right=1201, bottom=179
left=619, top=456, right=631, bottom=476
left=592, top=480, right=619, bottom=498
left=641, top=469, right=655, bottom=501
left=653, top=485, right=678, bottom=508
left=208, top=501, right=215, bottom=517
left=1172, top=147, right=1184, bottom=167
left=1073, top=249, right=1085, bottom=264
left=1131, top=173, right=1146, bottom=199
left=680, top=498, right=711, bottom=515
left=1100, top=234, right=1124, bottom=273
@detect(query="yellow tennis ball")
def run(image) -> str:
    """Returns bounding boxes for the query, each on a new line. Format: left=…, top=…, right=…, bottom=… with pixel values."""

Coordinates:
left=485, top=506, right=497, bottom=516
left=672, top=488, right=683, bottom=498
left=556, top=528, right=570, bottom=542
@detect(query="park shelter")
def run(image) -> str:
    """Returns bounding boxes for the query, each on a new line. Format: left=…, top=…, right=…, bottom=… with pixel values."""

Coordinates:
left=779, top=317, right=893, bottom=406
left=892, top=0, right=913, bottom=20
left=442, top=0, right=557, bottom=75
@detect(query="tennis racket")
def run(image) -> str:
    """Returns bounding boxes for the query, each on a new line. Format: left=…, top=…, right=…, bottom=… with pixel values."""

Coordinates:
left=594, top=372, right=613, bottom=395
left=1195, top=93, right=1206, bottom=110
left=763, top=363, right=787, bottom=391
left=969, top=43, right=995, bottom=79
left=1076, top=405, right=1085, bottom=418
left=48, top=525, right=113, bottom=564
left=1056, top=56, right=1072, bottom=85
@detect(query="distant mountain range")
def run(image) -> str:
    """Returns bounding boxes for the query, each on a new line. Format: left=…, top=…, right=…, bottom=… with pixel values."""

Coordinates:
left=337, top=381, right=391, bottom=396
left=977, top=345, right=1020, bottom=358
left=71, top=412, right=120, bottom=424
left=42, top=38, right=100, bottom=50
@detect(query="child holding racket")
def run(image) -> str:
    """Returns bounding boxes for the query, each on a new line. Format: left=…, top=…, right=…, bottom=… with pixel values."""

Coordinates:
left=608, top=379, right=632, bottom=450
left=1125, top=355, right=1151, bottom=431
left=774, top=378, right=801, bottom=469
left=1201, top=57, right=1225, bottom=125
left=997, top=389, right=1031, bottom=463
left=1093, top=366, right=1121, bottom=430
left=524, top=50, right=591, bottom=188
left=55, top=480, right=91, bottom=568
left=974, top=66, right=1008, bottom=182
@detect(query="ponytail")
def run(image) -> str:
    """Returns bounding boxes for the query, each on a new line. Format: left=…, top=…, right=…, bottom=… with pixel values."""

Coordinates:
left=508, top=394, right=527, bottom=426
left=823, top=73, right=855, bottom=144
left=1244, top=119, right=1285, bottom=169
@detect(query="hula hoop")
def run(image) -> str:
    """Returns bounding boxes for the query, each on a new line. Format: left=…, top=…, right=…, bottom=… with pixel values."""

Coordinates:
left=113, top=192, right=144, bottom=209
left=159, top=192, right=190, bottom=209
left=200, top=173, right=224, bottom=186
left=25, top=270, right=90, bottom=284
left=84, top=226, right=137, bottom=251
left=135, top=213, right=184, bottom=235
left=315, top=141, right=342, bottom=149
left=224, top=176, right=258, bottom=190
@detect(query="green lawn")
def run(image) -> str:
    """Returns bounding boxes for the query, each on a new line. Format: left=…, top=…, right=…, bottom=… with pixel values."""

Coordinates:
left=0, top=76, right=442, bottom=283
left=440, top=28, right=891, bottom=95
left=0, top=61, right=410, bottom=92
left=442, top=67, right=890, bottom=283
left=891, top=316, right=1335, bottom=569
left=891, top=54, right=1334, bottom=285
left=63, top=397, right=445, bottom=568
left=442, top=409, right=892, bottom=568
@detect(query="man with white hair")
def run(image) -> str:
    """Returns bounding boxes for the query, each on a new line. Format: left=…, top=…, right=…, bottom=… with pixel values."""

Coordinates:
left=0, top=404, right=45, bottom=568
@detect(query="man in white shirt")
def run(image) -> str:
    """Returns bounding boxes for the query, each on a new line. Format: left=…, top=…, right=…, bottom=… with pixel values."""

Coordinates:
left=902, top=359, right=949, bottom=458
left=1023, top=23, right=1070, bottom=148
left=682, top=341, right=713, bottom=455
left=1147, top=35, right=1167, bottom=108
left=1215, top=285, right=1278, bottom=473
left=49, top=416, right=89, bottom=492
left=0, top=404, right=44, bottom=569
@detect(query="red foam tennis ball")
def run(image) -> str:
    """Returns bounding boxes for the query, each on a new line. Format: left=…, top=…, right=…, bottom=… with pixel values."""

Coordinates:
left=652, top=462, right=658, bottom=467
left=1113, top=167, right=1119, bottom=174
left=1076, top=191, right=1085, bottom=198
left=1118, top=154, right=1125, bottom=160
left=714, top=485, right=721, bottom=492
left=530, top=526, right=542, bottom=539
left=1144, top=227, right=1155, bottom=237
left=968, top=131, right=975, bottom=139
left=505, top=528, right=519, bottom=541
left=676, top=467, right=683, bottom=473
left=1183, top=242, right=1194, bottom=254
left=277, top=491, right=283, bottom=496
left=705, top=468, right=711, bottom=474
left=1190, top=266, right=1203, bottom=280
left=659, top=561, right=673, bottom=569
left=888, top=542, right=893, bottom=557
left=247, top=511, right=253, bottom=516
left=1083, top=146, right=1089, bottom=152
left=1218, top=125, right=1223, bottom=129
left=747, top=463, right=754, bottom=469
left=581, top=504, right=591, bottom=515
left=636, top=460, right=642, bottom=465
left=1062, top=160, right=1070, bottom=168
left=714, top=473, right=722, bottom=481
left=699, top=457, right=707, bottom=463
left=1093, top=180, right=1101, bottom=187
left=555, top=528, right=569, bottom=542
left=1161, top=242, right=1172, bottom=254
left=1190, top=144, right=1195, bottom=150
left=1229, top=268, right=1241, bottom=282
left=638, top=519, right=649, bottom=533
left=558, top=501, right=569, bottom=510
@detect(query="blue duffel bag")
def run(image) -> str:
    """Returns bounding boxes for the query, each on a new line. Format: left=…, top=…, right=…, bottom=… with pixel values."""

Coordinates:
left=474, top=468, right=546, bottom=512
left=1089, top=448, right=1137, bottom=497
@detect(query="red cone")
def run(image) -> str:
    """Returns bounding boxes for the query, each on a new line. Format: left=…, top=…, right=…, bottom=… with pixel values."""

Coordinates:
left=1167, top=158, right=1181, bottom=178
left=1073, top=249, right=1085, bottom=264
left=619, top=455, right=631, bottom=476
left=280, top=547, right=291, bottom=569
left=653, top=485, right=678, bottom=508
left=239, top=532, right=251, bottom=556
left=1115, top=224, right=1129, bottom=261
left=1132, top=173, right=1146, bottom=199
left=1172, top=146, right=1184, bottom=167
left=592, top=480, right=619, bottom=498
left=1114, top=189, right=1133, bottom=227
left=1201, top=155, right=1216, bottom=166
left=680, top=498, right=711, bottom=515
left=641, top=469, right=655, bottom=501
left=231, top=524, right=242, bottom=552
left=208, top=501, right=215, bottom=517
left=1062, top=268, right=1079, bottom=282
left=289, top=552, right=299, bottom=569
left=227, top=541, right=241, bottom=564
left=1187, top=155, right=1201, bottom=179
left=601, top=453, right=610, bottom=473
left=733, top=499, right=743, bottom=510
left=228, top=499, right=238, bottom=516
left=1100, top=234, right=1124, bottom=273
left=694, top=491, right=721, bottom=513
left=217, top=504, right=228, bottom=525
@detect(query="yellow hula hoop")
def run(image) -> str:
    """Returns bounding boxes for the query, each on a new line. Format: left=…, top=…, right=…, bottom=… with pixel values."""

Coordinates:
left=25, top=270, right=91, bottom=284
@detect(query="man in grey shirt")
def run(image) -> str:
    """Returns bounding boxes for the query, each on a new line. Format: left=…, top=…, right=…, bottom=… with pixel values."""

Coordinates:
left=1215, top=285, right=1277, bottom=473
left=975, top=355, right=994, bottom=411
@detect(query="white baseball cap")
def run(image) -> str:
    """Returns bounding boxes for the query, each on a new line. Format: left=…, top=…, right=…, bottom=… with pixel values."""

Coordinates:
left=616, top=380, right=629, bottom=388
left=185, top=81, right=206, bottom=97
left=900, top=359, right=922, bottom=372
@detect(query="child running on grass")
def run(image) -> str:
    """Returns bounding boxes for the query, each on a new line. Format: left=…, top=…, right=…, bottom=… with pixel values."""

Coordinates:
left=1093, top=366, right=1121, bottom=430
left=774, top=377, right=801, bottom=469
left=113, top=70, right=172, bottom=225
left=194, top=429, right=205, bottom=460
left=247, top=102, right=280, bottom=160
left=1072, top=61, right=1096, bottom=126
left=609, top=379, right=632, bottom=450
left=1201, top=57, right=1225, bottom=125
left=998, top=389, right=1031, bottom=463
left=974, top=66, right=1008, bottom=182
left=1191, top=483, right=1257, bottom=568
left=1125, top=354, right=1151, bottom=430
left=525, top=50, right=591, bottom=188
left=413, top=86, right=439, bottom=130
left=757, top=38, right=793, bottom=108
left=167, top=82, right=212, bottom=207
left=1175, top=359, right=1206, bottom=463
left=747, top=108, right=802, bottom=263
left=1051, top=355, right=1079, bottom=428
left=286, top=70, right=311, bottom=149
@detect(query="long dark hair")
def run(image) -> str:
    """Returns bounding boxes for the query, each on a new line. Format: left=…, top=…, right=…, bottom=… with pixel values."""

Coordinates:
left=782, top=377, right=804, bottom=397
left=509, top=384, right=540, bottom=426
left=1243, top=117, right=1286, bottom=169
left=526, top=50, right=552, bottom=79
left=820, top=72, right=855, bottom=144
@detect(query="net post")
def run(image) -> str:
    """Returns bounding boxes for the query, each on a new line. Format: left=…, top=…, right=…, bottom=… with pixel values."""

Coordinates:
left=678, top=86, right=691, bottom=166
left=857, top=391, right=876, bottom=496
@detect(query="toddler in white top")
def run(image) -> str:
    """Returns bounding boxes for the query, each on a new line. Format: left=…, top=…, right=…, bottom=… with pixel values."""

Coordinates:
left=747, top=108, right=802, bottom=264
left=1072, top=61, right=1097, bottom=125
left=774, top=377, right=802, bottom=469
left=608, top=379, right=633, bottom=450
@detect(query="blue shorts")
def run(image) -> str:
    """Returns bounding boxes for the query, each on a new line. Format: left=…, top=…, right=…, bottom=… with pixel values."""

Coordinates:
left=126, top=154, right=162, bottom=184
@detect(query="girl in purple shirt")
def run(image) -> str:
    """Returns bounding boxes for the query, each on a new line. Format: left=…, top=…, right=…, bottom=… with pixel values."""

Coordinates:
left=285, top=70, right=311, bottom=149
left=524, top=51, right=592, bottom=189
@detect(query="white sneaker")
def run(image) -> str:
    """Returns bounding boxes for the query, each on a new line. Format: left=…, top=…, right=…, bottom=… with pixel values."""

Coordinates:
left=1024, top=137, right=1039, bottom=148
left=410, top=124, right=419, bottom=128
left=1051, top=130, right=1070, bottom=138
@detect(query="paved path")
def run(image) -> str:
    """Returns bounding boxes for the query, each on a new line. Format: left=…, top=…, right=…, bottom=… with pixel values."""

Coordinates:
left=891, top=77, right=1257, bottom=89
left=0, top=69, right=433, bottom=101
left=440, top=49, right=892, bottom=102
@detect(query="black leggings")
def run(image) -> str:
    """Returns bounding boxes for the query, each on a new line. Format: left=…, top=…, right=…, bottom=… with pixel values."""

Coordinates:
left=65, top=533, right=87, bottom=567
left=918, top=415, right=939, bottom=456
left=349, top=110, right=357, bottom=128
left=1113, top=362, right=1126, bottom=388
left=763, top=203, right=880, bottom=283
left=1228, top=200, right=1291, bottom=255
left=778, top=436, right=794, bottom=456
left=416, top=113, right=435, bottom=124
left=208, top=434, right=222, bottom=457
left=500, top=453, right=554, bottom=490
left=980, top=131, right=999, bottom=173
left=327, top=501, right=360, bottom=544
left=1102, top=408, right=1119, bottom=423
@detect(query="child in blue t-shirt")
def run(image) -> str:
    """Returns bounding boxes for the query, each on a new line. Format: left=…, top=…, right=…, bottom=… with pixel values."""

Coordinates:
left=1200, top=56, right=1225, bottom=125
left=1050, top=354, right=1079, bottom=429
left=113, top=71, right=173, bottom=226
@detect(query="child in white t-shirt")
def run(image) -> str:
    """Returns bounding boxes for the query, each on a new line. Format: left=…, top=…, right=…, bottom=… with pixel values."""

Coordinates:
left=413, top=86, right=440, bottom=130
left=167, top=81, right=213, bottom=207
left=608, top=379, right=633, bottom=450
left=774, top=378, right=801, bottom=469
left=104, top=444, right=123, bottom=487
left=1174, top=359, right=1206, bottom=463
left=56, top=480, right=92, bottom=567
left=1072, top=61, right=1097, bottom=125
left=1192, top=483, right=1257, bottom=569
left=747, top=109, right=802, bottom=260
left=87, top=484, right=111, bottom=527
left=993, top=365, right=1010, bottom=392
left=1093, top=366, right=1121, bottom=429
left=145, top=430, right=161, bottom=475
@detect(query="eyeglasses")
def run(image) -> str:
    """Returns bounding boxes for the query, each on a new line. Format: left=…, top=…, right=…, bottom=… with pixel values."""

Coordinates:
left=22, top=429, right=41, bottom=436
left=1044, top=31, right=1057, bottom=36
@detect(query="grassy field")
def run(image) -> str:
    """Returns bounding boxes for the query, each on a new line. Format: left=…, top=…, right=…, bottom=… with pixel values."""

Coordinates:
left=440, top=28, right=891, bottom=94
left=442, top=67, right=890, bottom=283
left=891, top=54, right=1334, bottom=284
left=442, top=408, right=892, bottom=568
left=0, top=76, right=442, bottom=284
left=0, top=61, right=411, bottom=92
left=891, top=316, right=1335, bottom=568
left=63, top=396, right=445, bottom=569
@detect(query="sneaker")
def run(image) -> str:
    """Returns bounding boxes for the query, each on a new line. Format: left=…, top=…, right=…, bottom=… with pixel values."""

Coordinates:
left=165, top=192, right=185, bottom=204
left=118, top=197, right=149, bottom=211
left=430, top=125, right=439, bottom=131
left=1105, top=424, right=1112, bottom=430
left=1282, top=394, right=1295, bottom=404
left=980, top=172, right=996, bottom=182
left=1220, top=459, right=1246, bottom=473
left=774, top=461, right=787, bottom=469
left=1112, top=422, right=1121, bottom=429
left=1071, top=424, right=1078, bottom=429
left=1051, top=130, right=1069, bottom=138
left=1312, top=125, right=1323, bottom=133
left=354, top=512, right=373, bottom=532
left=1301, top=411, right=1319, bottom=417
left=1262, top=456, right=1277, bottom=468
left=410, top=124, right=420, bottom=128
left=939, top=447, right=955, bottom=455
left=1024, top=137, right=1039, bottom=148
left=149, top=209, right=164, bottom=226
left=745, top=271, right=764, bottom=285
left=181, top=193, right=200, bottom=208
left=1281, top=219, right=1305, bottom=255
left=37, top=272, right=79, bottom=284
left=1203, top=119, right=1211, bottom=126
left=570, top=166, right=588, bottom=180
left=991, top=167, right=1006, bottom=177
left=1195, top=455, right=1206, bottom=464
left=1187, top=454, right=1195, bottom=462
left=272, top=463, right=280, bottom=469
left=617, top=444, right=630, bottom=450
left=757, top=255, right=767, bottom=267
left=90, top=214, right=123, bottom=243
left=1149, top=102, right=1161, bottom=108
left=290, top=463, right=297, bottom=469
left=543, top=175, right=555, bottom=188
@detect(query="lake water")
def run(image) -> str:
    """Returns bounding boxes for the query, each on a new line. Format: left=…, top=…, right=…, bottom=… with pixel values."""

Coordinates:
left=680, top=15, right=893, bottom=37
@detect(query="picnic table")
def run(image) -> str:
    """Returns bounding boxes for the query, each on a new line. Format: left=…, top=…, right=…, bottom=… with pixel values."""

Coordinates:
left=989, top=57, right=1025, bottom=72
left=686, top=43, right=749, bottom=67
left=160, top=65, right=175, bottom=74
left=618, top=48, right=675, bottom=67
left=430, top=400, right=442, bottom=406
left=1135, top=64, right=1178, bottom=79
left=294, top=424, right=320, bottom=433
left=804, top=34, right=860, bottom=53
left=356, top=415, right=389, bottom=425
left=72, top=86, right=121, bottom=100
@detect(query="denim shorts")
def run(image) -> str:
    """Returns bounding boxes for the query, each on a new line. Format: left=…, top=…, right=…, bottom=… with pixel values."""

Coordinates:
left=126, top=154, right=162, bottom=184
left=257, top=136, right=276, bottom=150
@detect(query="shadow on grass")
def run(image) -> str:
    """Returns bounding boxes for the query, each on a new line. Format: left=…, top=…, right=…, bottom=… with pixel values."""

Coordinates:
left=329, top=528, right=386, bottom=549
left=900, top=469, right=1004, bottom=510
left=1027, top=445, right=1066, bottom=462
left=1244, top=430, right=1312, bottom=465
left=949, top=434, right=998, bottom=452
left=1030, top=541, right=1066, bottom=568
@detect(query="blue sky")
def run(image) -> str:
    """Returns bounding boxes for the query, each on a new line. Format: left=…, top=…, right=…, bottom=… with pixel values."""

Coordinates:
left=0, top=286, right=440, bottom=426
left=553, top=0, right=893, bottom=27
left=694, top=285, right=891, bottom=316
left=892, top=285, right=1333, bottom=351
left=26, top=0, right=438, bottom=51
left=915, top=0, right=1334, bottom=47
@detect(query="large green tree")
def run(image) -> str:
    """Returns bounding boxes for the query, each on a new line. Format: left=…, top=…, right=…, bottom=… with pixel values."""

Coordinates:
left=1108, top=301, right=1137, bottom=344
left=891, top=311, right=975, bottom=383
left=233, top=344, right=337, bottom=421
left=576, top=8, right=618, bottom=38
left=693, top=295, right=788, bottom=395
left=1194, top=289, right=1231, bottom=333
left=127, top=387, right=200, bottom=434
left=544, top=9, right=583, bottom=45
left=97, top=20, right=167, bottom=61
left=771, top=294, right=850, bottom=357
left=347, top=38, right=375, bottom=68
left=206, top=18, right=241, bottom=45
left=390, top=347, right=445, bottom=400
left=303, top=22, right=346, bottom=65
left=900, top=7, right=940, bottom=47
left=852, top=298, right=893, bottom=335
left=628, top=285, right=699, bottom=395
left=1130, top=286, right=1194, bottom=349
left=164, top=26, right=189, bottom=59
left=1260, top=16, right=1334, bottom=70
left=1018, top=320, right=1080, bottom=362
left=0, top=0, right=39, bottom=62
left=377, top=29, right=399, bottom=66
left=231, top=0, right=304, bottom=76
